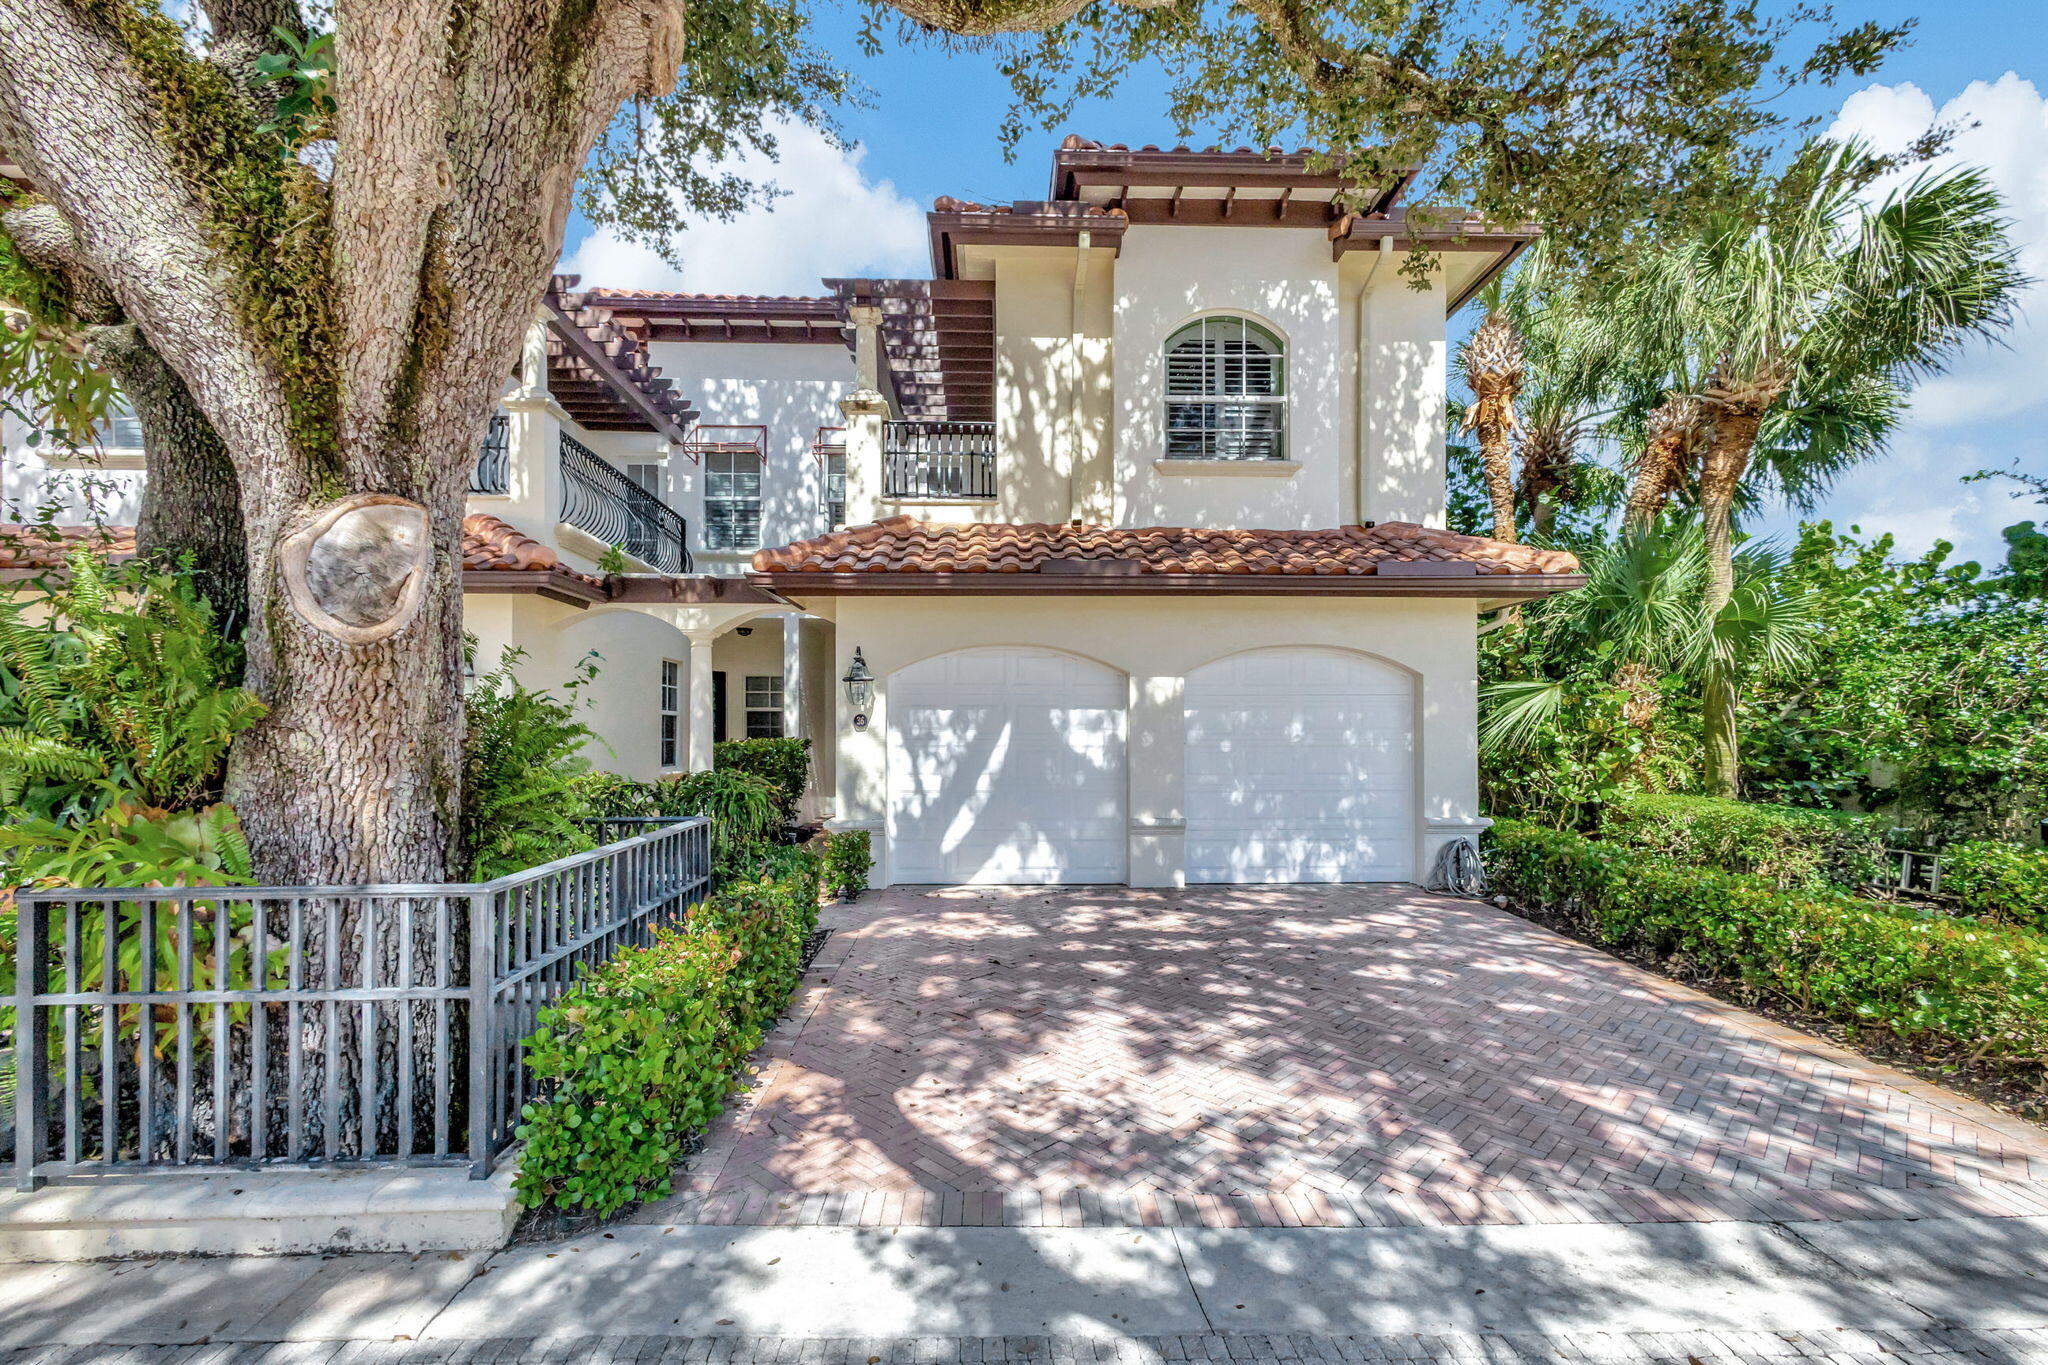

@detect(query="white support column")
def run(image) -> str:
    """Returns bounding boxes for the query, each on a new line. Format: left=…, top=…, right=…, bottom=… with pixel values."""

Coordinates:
left=687, top=631, right=719, bottom=771
left=781, top=614, right=804, bottom=740
left=1126, top=674, right=1187, bottom=888
left=839, top=389, right=889, bottom=527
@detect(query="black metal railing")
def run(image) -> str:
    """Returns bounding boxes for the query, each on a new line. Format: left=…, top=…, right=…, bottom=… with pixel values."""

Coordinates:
left=469, top=413, right=511, bottom=494
left=558, top=432, right=691, bottom=573
left=9, top=819, right=712, bottom=1185
left=883, top=420, right=997, bottom=500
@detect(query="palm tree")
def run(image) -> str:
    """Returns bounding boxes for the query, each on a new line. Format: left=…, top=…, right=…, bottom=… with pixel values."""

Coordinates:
left=1601, top=141, right=2023, bottom=794
left=1456, top=304, right=1525, bottom=542
left=1482, top=524, right=1818, bottom=775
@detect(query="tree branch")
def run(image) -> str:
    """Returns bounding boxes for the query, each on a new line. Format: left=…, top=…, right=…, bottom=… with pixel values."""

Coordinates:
left=0, top=0, right=301, bottom=480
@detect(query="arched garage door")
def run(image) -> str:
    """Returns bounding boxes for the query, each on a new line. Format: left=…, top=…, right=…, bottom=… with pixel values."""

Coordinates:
left=1184, top=648, right=1415, bottom=883
left=887, top=647, right=1127, bottom=884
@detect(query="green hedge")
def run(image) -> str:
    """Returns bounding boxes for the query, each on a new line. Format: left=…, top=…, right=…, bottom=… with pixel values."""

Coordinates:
left=1600, top=794, right=1886, bottom=891
left=715, top=738, right=811, bottom=827
left=512, top=854, right=822, bottom=1214
left=1941, top=841, right=2048, bottom=930
left=1484, top=820, right=2048, bottom=1065
left=568, top=769, right=782, bottom=878
left=821, top=829, right=871, bottom=900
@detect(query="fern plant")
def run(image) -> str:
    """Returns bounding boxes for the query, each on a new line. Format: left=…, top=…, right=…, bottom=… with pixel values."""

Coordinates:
left=461, top=648, right=599, bottom=880
left=0, top=550, right=264, bottom=821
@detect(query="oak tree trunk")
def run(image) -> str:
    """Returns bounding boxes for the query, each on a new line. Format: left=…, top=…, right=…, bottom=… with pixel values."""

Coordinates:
left=84, top=324, right=249, bottom=627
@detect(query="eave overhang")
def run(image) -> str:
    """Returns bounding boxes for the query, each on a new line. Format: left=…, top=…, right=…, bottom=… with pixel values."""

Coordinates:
left=751, top=571, right=1588, bottom=605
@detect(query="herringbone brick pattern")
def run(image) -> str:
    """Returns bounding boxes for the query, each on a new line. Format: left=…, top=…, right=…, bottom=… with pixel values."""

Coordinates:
left=640, top=886, right=2048, bottom=1229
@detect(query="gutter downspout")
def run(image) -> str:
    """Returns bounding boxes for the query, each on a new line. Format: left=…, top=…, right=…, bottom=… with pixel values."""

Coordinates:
left=1070, top=230, right=1092, bottom=522
left=1355, top=235, right=1392, bottom=526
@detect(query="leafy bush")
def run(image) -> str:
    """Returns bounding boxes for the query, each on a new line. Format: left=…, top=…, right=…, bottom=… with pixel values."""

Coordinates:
left=512, top=859, right=820, bottom=1214
left=1940, top=841, right=2048, bottom=930
left=570, top=767, right=781, bottom=879
left=714, top=737, right=810, bottom=827
left=1484, top=821, right=2048, bottom=1066
left=461, top=650, right=596, bottom=880
left=0, top=551, right=264, bottom=821
left=1600, top=793, right=1886, bottom=890
left=0, top=800, right=252, bottom=891
left=821, top=829, right=871, bottom=900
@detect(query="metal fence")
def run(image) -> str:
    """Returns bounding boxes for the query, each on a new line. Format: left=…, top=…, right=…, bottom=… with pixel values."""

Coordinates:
left=884, top=420, right=997, bottom=500
left=558, top=432, right=692, bottom=573
left=8, top=817, right=711, bottom=1190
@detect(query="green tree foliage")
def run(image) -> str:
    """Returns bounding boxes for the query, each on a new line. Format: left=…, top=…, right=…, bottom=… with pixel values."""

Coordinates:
left=1740, top=523, right=2048, bottom=842
left=979, top=2, right=1908, bottom=272
left=460, top=649, right=599, bottom=881
left=0, top=550, right=264, bottom=822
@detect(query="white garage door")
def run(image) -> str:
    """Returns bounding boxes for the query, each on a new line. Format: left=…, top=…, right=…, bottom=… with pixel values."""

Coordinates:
left=887, top=647, right=1127, bottom=884
left=1184, top=648, right=1415, bottom=883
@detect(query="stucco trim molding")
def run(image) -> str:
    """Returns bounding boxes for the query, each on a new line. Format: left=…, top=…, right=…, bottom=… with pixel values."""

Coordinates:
left=1129, top=820, right=1188, bottom=836
left=1151, top=458, right=1301, bottom=479
left=1425, top=816, right=1495, bottom=835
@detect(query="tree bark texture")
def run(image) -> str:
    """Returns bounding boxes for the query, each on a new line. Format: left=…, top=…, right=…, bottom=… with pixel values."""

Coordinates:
left=0, top=0, right=689, bottom=886
left=1696, top=407, right=1761, bottom=800
left=1623, top=394, right=1703, bottom=530
left=84, top=324, right=250, bottom=628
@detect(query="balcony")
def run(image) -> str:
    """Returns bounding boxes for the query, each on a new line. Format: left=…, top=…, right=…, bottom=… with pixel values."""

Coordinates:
left=884, top=419, right=996, bottom=500
left=470, top=412, right=511, bottom=494
left=558, top=432, right=692, bottom=574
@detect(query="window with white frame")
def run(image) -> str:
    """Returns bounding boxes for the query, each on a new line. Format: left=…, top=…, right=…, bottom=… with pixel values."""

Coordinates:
left=1163, top=316, right=1286, bottom=460
left=659, top=659, right=681, bottom=768
left=705, top=450, right=763, bottom=550
left=744, top=674, right=784, bottom=739
left=89, top=399, right=146, bottom=454
left=824, top=451, right=846, bottom=529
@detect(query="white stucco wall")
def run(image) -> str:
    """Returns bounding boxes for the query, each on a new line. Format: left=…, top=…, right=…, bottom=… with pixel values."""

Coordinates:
left=823, top=594, right=1483, bottom=889
left=647, top=341, right=853, bottom=570
left=1, top=413, right=148, bottom=527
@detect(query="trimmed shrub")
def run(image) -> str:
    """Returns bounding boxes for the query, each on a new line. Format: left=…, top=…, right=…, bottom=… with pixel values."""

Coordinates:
left=1484, top=820, right=2048, bottom=1065
left=512, top=861, right=821, bottom=1215
left=1600, top=793, right=1886, bottom=891
left=715, top=738, right=811, bottom=827
left=821, top=829, right=871, bottom=900
left=1941, top=841, right=2048, bottom=931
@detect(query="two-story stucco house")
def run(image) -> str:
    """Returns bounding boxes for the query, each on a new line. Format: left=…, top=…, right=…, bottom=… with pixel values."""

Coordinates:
left=1, top=137, right=1583, bottom=888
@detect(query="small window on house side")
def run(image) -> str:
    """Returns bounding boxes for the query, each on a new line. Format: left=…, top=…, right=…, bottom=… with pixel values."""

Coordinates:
left=659, top=659, right=681, bottom=768
left=91, top=400, right=146, bottom=454
left=744, top=674, right=784, bottom=739
left=1163, top=316, right=1286, bottom=461
left=824, top=451, right=846, bottom=530
left=705, top=449, right=763, bottom=550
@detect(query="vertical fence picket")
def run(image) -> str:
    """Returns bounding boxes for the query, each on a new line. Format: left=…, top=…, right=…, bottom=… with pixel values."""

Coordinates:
left=11, top=819, right=707, bottom=1182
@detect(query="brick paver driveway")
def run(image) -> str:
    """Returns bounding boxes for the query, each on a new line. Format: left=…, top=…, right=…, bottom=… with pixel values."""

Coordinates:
left=643, top=885, right=2048, bottom=1230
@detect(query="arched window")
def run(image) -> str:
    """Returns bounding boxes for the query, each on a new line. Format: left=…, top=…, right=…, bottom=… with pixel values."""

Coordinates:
left=1163, top=316, right=1286, bottom=461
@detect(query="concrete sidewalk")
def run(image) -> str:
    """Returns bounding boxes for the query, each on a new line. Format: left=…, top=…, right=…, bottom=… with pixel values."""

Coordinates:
left=2, top=1212, right=2045, bottom=1355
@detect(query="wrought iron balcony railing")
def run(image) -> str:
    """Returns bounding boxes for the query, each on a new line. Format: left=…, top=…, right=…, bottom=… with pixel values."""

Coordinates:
left=469, top=412, right=511, bottom=494
left=558, top=432, right=691, bottom=574
left=883, top=419, right=997, bottom=500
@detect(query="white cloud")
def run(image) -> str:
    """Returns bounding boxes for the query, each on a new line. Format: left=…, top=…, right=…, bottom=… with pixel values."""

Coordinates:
left=561, top=122, right=929, bottom=296
left=1788, top=75, right=2048, bottom=563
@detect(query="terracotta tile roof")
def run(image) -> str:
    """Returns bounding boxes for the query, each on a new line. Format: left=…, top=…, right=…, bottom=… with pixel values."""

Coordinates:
left=0, top=523, right=137, bottom=569
left=2, top=517, right=605, bottom=588
left=753, top=517, right=1580, bottom=578
left=462, top=514, right=605, bottom=587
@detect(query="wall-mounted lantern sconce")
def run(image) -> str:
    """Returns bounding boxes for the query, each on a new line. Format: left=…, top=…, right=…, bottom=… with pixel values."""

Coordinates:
left=842, top=647, right=874, bottom=729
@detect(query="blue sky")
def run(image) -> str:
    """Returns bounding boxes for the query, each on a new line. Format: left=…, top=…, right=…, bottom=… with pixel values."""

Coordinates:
left=562, top=3, right=2048, bottom=565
